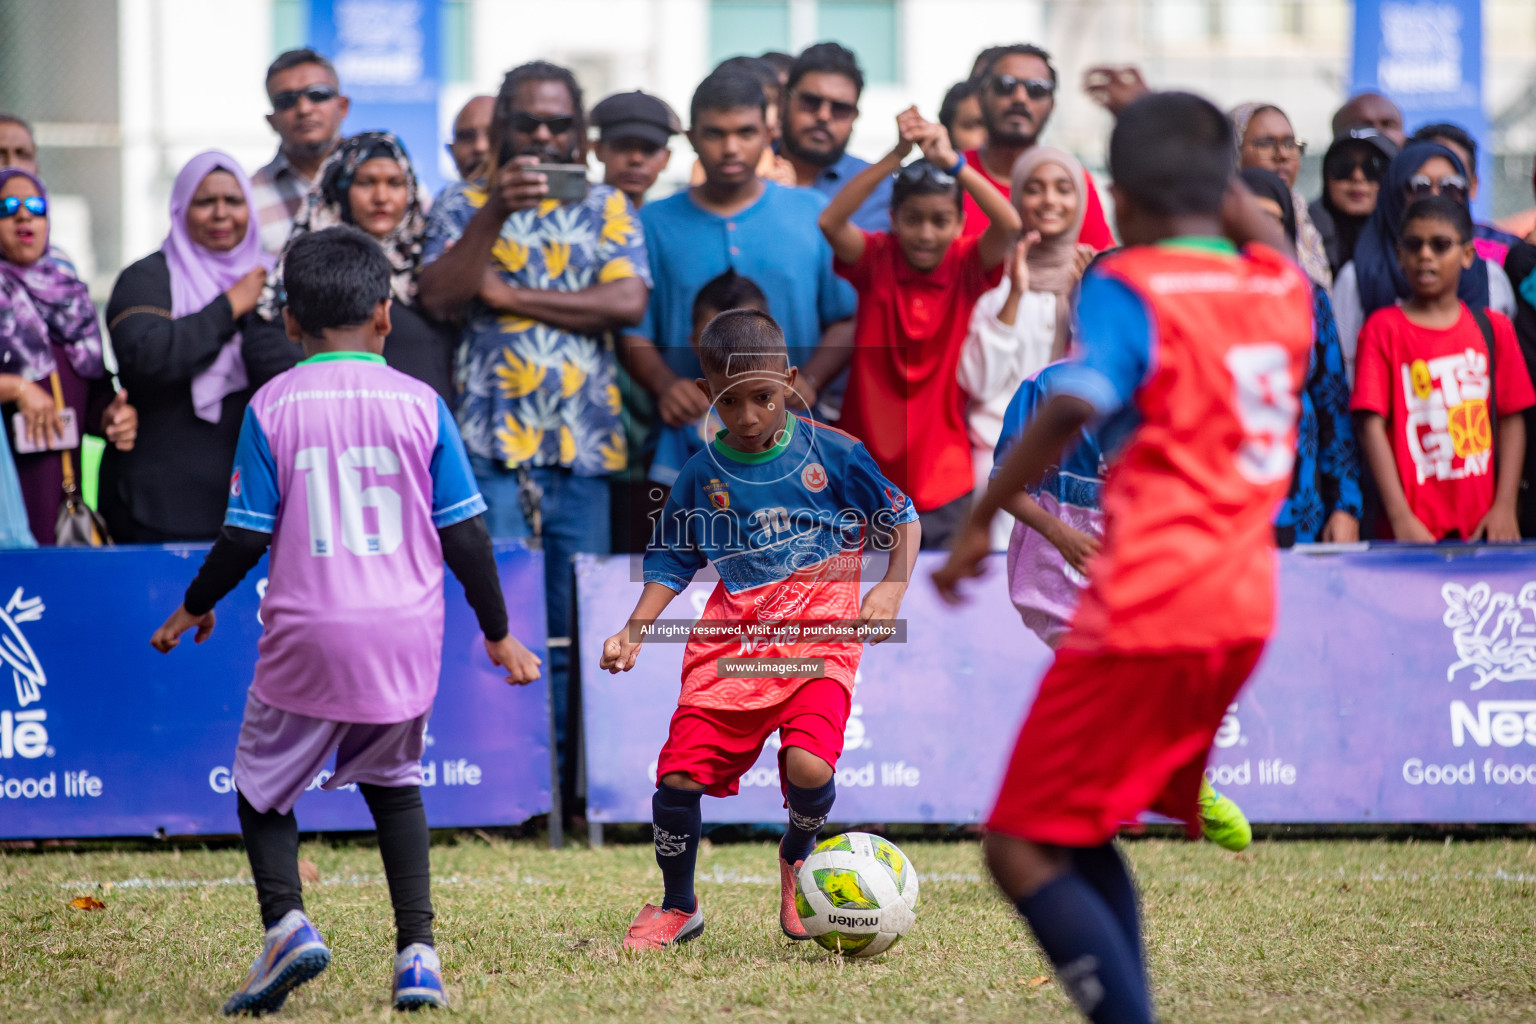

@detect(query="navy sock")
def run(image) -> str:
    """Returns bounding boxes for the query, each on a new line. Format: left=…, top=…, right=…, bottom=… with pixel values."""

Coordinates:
left=651, top=784, right=702, bottom=913
left=1014, top=872, right=1154, bottom=1024
left=780, top=777, right=836, bottom=864
left=1070, top=843, right=1145, bottom=993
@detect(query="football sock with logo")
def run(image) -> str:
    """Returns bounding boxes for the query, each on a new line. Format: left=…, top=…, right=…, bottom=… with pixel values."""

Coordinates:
left=1069, top=843, right=1145, bottom=991
left=1014, top=872, right=1154, bottom=1024
left=652, top=784, right=703, bottom=912
left=360, top=783, right=435, bottom=951
left=236, top=790, right=304, bottom=929
left=780, top=777, right=836, bottom=863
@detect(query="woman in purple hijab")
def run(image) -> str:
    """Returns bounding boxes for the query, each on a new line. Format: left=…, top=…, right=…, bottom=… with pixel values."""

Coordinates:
left=0, top=167, right=107, bottom=544
left=99, top=151, right=275, bottom=541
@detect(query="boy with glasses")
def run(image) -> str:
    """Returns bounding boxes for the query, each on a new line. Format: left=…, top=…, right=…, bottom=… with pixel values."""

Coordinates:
left=961, top=45, right=1114, bottom=251
left=251, top=49, right=350, bottom=255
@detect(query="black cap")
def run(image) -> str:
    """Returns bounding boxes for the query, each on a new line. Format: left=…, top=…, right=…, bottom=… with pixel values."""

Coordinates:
left=591, top=90, right=680, bottom=147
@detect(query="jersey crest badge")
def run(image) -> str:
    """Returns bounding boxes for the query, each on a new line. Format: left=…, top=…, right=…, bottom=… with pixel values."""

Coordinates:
left=801, top=462, right=828, bottom=493
left=884, top=486, right=907, bottom=513
left=229, top=467, right=242, bottom=498
left=704, top=477, right=731, bottom=510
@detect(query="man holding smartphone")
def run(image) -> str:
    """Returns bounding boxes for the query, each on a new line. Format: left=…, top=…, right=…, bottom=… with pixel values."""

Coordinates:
left=417, top=60, right=651, bottom=814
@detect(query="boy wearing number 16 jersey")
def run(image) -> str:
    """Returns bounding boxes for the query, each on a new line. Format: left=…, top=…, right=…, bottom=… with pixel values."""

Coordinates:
left=151, top=227, right=542, bottom=1015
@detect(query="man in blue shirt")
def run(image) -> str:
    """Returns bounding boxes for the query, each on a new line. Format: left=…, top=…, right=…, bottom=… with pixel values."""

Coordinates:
left=780, top=42, right=892, bottom=233
left=621, top=65, right=856, bottom=438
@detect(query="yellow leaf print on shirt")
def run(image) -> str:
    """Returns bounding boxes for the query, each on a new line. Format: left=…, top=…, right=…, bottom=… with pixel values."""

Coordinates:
left=544, top=240, right=572, bottom=279
left=599, top=429, right=628, bottom=471
left=605, top=383, right=621, bottom=415
left=559, top=425, right=577, bottom=464
left=561, top=360, right=587, bottom=398
left=495, top=348, right=548, bottom=398
left=496, top=414, right=543, bottom=465
left=497, top=314, right=537, bottom=334
left=602, top=192, right=636, bottom=245
left=464, top=186, right=488, bottom=209
left=599, top=256, right=636, bottom=284
left=493, top=237, right=529, bottom=273
left=537, top=198, right=560, bottom=217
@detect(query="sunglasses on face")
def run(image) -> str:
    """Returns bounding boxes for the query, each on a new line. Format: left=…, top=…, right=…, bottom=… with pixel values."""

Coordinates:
left=511, top=112, right=575, bottom=136
left=1397, top=234, right=1461, bottom=256
left=1407, top=174, right=1468, bottom=204
left=1324, top=150, right=1388, bottom=183
left=989, top=75, right=1054, bottom=100
left=0, top=196, right=46, bottom=219
left=897, top=162, right=956, bottom=187
left=792, top=90, right=857, bottom=122
left=271, top=83, right=339, bottom=112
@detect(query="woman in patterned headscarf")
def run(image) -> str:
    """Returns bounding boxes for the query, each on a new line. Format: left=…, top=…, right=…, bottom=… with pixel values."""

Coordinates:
left=1230, top=102, right=1333, bottom=291
left=250, top=131, right=455, bottom=401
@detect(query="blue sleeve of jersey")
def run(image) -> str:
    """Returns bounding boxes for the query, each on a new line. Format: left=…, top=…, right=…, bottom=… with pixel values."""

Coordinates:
left=1049, top=271, right=1155, bottom=418
left=992, top=377, right=1043, bottom=474
left=429, top=396, right=489, bottom=528
left=839, top=441, right=920, bottom=528
left=225, top=406, right=281, bottom=533
left=642, top=471, right=708, bottom=591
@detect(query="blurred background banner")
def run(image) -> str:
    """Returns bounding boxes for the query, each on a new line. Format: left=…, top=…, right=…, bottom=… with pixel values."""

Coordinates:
left=1351, top=0, right=1489, bottom=217
left=0, top=544, right=550, bottom=839
left=309, top=0, right=445, bottom=194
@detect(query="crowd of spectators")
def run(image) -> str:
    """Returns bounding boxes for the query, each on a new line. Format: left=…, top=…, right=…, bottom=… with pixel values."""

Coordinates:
left=7, top=41, right=1536, bottom=781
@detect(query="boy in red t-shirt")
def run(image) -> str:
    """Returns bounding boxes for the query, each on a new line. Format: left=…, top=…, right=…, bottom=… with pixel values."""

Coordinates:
left=1352, top=195, right=1533, bottom=542
left=817, top=106, right=1020, bottom=547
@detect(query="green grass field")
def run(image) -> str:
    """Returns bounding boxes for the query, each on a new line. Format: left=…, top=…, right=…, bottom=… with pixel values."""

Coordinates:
left=2, top=834, right=1534, bottom=1022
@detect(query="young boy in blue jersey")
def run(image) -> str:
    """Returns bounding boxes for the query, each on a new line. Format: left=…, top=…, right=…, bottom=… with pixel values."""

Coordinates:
left=994, top=360, right=1253, bottom=850
left=600, top=308, right=920, bottom=951
left=648, top=270, right=769, bottom=488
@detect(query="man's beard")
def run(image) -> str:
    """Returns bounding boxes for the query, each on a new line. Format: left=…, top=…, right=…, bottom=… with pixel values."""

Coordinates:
left=287, top=134, right=338, bottom=163
left=983, top=106, right=1040, bottom=149
left=782, top=127, right=846, bottom=169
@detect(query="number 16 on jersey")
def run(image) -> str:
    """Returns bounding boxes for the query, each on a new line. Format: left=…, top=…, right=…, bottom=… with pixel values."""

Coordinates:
left=294, top=445, right=404, bottom=557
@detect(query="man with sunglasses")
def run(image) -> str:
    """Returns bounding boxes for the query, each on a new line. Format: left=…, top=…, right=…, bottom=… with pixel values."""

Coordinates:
left=779, top=42, right=891, bottom=232
left=251, top=49, right=350, bottom=254
left=961, top=45, right=1114, bottom=251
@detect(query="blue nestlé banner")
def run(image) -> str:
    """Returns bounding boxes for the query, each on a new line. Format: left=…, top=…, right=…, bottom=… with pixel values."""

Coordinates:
left=309, top=0, right=444, bottom=195
left=0, top=544, right=549, bottom=839
left=1351, top=0, right=1488, bottom=219
left=579, top=548, right=1536, bottom=826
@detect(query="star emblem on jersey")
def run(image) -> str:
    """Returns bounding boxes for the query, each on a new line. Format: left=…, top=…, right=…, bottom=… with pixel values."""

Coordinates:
left=801, top=463, right=828, bottom=493
left=704, top=477, right=731, bottom=510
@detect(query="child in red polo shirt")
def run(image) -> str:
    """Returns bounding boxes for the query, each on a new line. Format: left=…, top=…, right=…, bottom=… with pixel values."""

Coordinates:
left=819, top=107, right=1020, bottom=547
left=1353, top=196, right=1533, bottom=542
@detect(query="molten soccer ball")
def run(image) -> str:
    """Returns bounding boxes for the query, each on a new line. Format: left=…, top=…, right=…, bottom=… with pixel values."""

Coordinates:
left=794, top=831, right=919, bottom=957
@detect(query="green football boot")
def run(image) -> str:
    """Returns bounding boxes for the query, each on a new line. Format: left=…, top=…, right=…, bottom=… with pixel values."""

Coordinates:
left=1197, top=777, right=1252, bottom=852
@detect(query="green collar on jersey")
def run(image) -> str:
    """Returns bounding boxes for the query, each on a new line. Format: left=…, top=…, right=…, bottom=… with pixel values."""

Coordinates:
left=710, top=409, right=796, bottom=464
left=297, top=351, right=387, bottom=366
left=1157, top=236, right=1238, bottom=256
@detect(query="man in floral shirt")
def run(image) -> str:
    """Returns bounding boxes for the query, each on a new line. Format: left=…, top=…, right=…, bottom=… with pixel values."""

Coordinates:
left=418, top=61, right=650, bottom=800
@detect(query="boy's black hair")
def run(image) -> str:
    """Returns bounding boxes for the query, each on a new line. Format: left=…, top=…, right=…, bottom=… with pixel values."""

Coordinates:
left=785, top=41, right=864, bottom=97
left=1401, top=195, right=1474, bottom=244
left=282, top=225, right=393, bottom=336
left=265, top=48, right=337, bottom=90
left=697, top=308, right=789, bottom=378
left=938, top=79, right=978, bottom=131
left=1411, top=122, right=1477, bottom=169
left=973, top=43, right=1057, bottom=85
left=690, top=66, right=768, bottom=127
left=1109, top=92, right=1233, bottom=217
left=691, top=269, right=769, bottom=327
left=890, top=159, right=962, bottom=213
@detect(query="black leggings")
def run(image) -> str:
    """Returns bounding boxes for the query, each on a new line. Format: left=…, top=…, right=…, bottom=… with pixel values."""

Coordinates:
left=237, top=784, right=434, bottom=951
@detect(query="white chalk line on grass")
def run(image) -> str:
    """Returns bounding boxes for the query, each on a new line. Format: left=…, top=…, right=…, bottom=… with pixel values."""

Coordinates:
left=50, top=870, right=989, bottom=892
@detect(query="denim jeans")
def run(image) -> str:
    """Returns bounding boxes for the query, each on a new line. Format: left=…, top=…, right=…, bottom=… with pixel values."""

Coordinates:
left=470, top=457, right=611, bottom=806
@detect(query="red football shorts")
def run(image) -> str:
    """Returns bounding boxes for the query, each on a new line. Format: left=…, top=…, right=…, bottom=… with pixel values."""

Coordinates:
left=987, top=641, right=1265, bottom=846
left=656, top=678, right=851, bottom=798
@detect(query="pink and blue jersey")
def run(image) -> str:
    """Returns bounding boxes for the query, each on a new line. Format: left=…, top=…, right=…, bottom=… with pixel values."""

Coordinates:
left=226, top=352, right=486, bottom=724
left=644, top=414, right=917, bottom=711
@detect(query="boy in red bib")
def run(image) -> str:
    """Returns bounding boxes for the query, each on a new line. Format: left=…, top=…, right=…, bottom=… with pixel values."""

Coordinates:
left=935, top=91, right=1311, bottom=1024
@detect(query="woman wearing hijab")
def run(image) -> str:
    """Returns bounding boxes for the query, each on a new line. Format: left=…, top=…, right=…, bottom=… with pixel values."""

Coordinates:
left=1230, top=102, right=1333, bottom=290
left=0, top=167, right=111, bottom=544
left=958, top=145, right=1095, bottom=547
left=247, top=131, right=454, bottom=401
left=1241, top=167, right=1363, bottom=546
left=99, top=150, right=274, bottom=542
left=1332, top=140, right=1517, bottom=382
left=1310, top=130, right=1398, bottom=277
